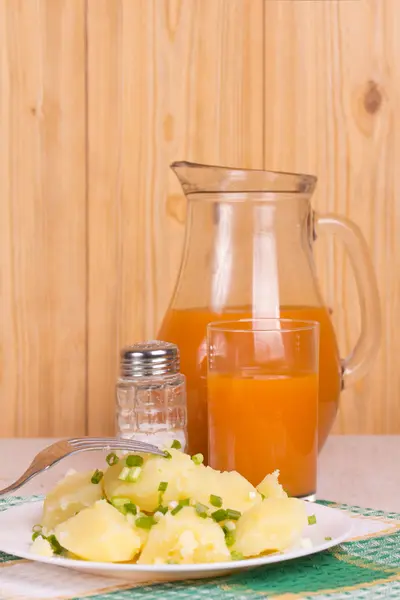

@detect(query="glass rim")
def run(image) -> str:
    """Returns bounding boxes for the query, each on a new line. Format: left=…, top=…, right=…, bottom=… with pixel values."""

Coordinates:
left=207, top=318, right=320, bottom=334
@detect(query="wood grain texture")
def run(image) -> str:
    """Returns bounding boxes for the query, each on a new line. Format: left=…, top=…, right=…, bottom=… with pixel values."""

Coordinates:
left=0, top=0, right=86, bottom=436
left=86, top=0, right=264, bottom=434
left=1, top=0, right=398, bottom=437
left=263, top=0, right=400, bottom=434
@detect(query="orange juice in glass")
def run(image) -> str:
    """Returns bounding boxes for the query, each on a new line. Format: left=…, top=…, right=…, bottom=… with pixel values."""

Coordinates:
left=207, top=319, right=319, bottom=499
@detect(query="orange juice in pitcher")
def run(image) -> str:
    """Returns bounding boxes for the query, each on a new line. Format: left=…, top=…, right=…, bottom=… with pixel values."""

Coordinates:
left=158, top=162, right=381, bottom=464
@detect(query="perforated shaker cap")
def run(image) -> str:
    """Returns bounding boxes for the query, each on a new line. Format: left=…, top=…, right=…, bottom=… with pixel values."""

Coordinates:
left=120, top=340, right=180, bottom=378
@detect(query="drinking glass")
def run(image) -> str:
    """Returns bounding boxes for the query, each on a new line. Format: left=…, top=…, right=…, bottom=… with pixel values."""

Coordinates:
left=207, top=318, right=320, bottom=500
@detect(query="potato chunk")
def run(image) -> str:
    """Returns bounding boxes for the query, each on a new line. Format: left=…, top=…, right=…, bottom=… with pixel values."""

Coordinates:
left=103, top=449, right=260, bottom=514
left=103, top=449, right=197, bottom=512
left=138, top=507, right=230, bottom=564
left=185, top=466, right=261, bottom=514
left=257, top=470, right=288, bottom=499
left=41, top=470, right=103, bottom=531
left=234, top=497, right=307, bottom=557
left=54, top=500, right=142, bottom=562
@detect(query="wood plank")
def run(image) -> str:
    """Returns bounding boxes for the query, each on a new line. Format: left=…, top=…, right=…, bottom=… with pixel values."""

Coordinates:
left=0, top=0, right=86, bottom=436
left=263, top=0, right=400, bottom=433
left=87, top=0, right=264, bottom=435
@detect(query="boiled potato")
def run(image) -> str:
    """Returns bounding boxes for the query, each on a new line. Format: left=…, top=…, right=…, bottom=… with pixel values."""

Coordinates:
left=54, top=500, right=142, bottom=562
left=103, top=449, right=260, bottom=514
left=257, top=470, right=288, bottom=499
left=138, top=507, right=230, bottom=564
left=103, top=449, right=198, bottom=512
left=234, top=497, right=307, bottom=557
left=186, top=466, right=262, bottom=514
left=41, top=470, right=103, bottom=531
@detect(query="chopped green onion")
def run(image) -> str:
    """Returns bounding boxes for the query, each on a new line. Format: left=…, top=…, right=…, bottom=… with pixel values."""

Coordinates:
left=135, top=516, right=156, bottom=529
left=211, top=509, right=227, bottom=522
left=230, top=550, right=244, bottom=561
left=171, top=439, right=182, bottom=450
left=118, top=466, right=130, bottom=481
left=308, top=514, right=317, bottom=526
left=260, top=493, right=266, bottom=500
left=191, top=453, right=204, bottom=465
left=32, top=531, right=42, bottom=542
left=155, top=505, right=168, bottom=515
left=158, top=481, right=168, bottom=492
left=110, top=497, right=129, bottom=507
left=126, top=455, right=144, bottom=468
left=195, top=502, right=209, bottom=518
left=325, top=536, right=332, bottom=541
left=110, top=497, right=137, bottom=515
left=210, top=494, right=223, bottom=508
left=119, top=466, right=142, bottom=482
left=224, top=520, right=236, bottom=532
left=226, top=508, right=241, bottom=521
left=47, top=534, right=64, bottom=555
left=171, top=504, right=184, bottom=516
left=125, top=502, right=137, bottom=515
left=32, top=524, right=42, bottom=533
left=224, top=530, right=236, bottom=547
left=164, top=450, right=172, bottom=459
left=106, top=452, right=119, bottom=466
left=91, top=469, right=104, bottom=484
left=127, top=466, right=142, bottom=482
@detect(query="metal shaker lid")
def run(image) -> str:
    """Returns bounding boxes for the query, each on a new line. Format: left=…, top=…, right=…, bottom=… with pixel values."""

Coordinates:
left=120, top=340, right=180, bottom=378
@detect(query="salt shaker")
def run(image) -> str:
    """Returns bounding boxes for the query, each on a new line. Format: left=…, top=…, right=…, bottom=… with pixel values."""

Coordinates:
left=116, top=341, right=187, bottom=450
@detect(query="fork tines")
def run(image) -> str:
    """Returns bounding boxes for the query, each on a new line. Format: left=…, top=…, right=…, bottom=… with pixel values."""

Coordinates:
left=67, top=437, right=166, bottom=456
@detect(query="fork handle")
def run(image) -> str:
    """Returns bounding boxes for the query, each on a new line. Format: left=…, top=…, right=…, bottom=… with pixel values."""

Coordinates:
left=0, top=466, right=42, bottom=497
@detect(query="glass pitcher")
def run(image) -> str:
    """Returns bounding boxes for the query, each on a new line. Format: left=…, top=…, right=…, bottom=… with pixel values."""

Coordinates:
left=158, top=161, right=381, bottom=461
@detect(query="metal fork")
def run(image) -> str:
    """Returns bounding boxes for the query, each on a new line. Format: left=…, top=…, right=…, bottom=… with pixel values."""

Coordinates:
left=0, top=437, right=166, bottom=496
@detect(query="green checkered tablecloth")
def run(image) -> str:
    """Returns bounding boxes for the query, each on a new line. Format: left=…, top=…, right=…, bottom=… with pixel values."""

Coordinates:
left=1, top=496, right=399, bottom=599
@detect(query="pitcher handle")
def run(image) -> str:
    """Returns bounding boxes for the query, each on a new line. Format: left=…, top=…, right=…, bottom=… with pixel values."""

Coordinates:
left=315, top=213, right=381, bottom=388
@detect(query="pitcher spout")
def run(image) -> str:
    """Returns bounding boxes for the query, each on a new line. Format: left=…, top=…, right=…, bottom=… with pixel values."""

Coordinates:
left=171, top=160, right=317, bottom=196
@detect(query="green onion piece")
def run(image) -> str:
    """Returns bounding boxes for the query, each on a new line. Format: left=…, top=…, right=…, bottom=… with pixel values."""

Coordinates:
left=195, top=502, right=209, bottom=518
left=325, top=536, right=332, bottom=541
left=260, top=493, right=266, bottom=500
left=91, top=469, right=104, bottom=484
left=171, top=504, right=184, bottom=516
left=158, top=481, right=168, bottom=492
left=191, top=453, right=204, bottom=465
left=179, top=498, right=190, bottom=506
left=308, top=514, right=317, bottom=526
left=135, top=516, right=156, bottom=529
left=211, top=509, right=228, bottom=522
left=126, top=455, right=144, bottom=468
left=47, top=534, right=64, bottom=555
left=171, top=439, right=182, bottom=450
left=118, top=466, right=130, bottom=481
left=32, top=524, right=42, bottom=533
left=224, top=530, right=236, bottom=547
left=111, top=497, right=130, bottom=507
left=230, top=550, right=244, bottom=561
left=164, top=450, right=172, bottom=459
left=210, top=494, right=223, bottom=508
left=32, top=531, right=42, bottom=542
left=106, top=452, right=119, bottom=466
left=155, top=505, right=168, bottom=515
left=125, top=502, right=137, bottom=515
left=126, top=466, right=142, bottom=483
left=226, top=508, right=241, bottom=521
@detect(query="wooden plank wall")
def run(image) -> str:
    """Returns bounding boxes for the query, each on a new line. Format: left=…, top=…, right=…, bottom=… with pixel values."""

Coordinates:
left=0, top=0, right=398, bottom=437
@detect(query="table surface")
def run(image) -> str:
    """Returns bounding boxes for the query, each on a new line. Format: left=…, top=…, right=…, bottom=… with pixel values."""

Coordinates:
left=0, top=436, right=398, bottom=512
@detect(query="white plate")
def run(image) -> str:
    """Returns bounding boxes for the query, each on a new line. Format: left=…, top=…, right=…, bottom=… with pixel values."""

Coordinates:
left=0, top=500, right=352, bottom=583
